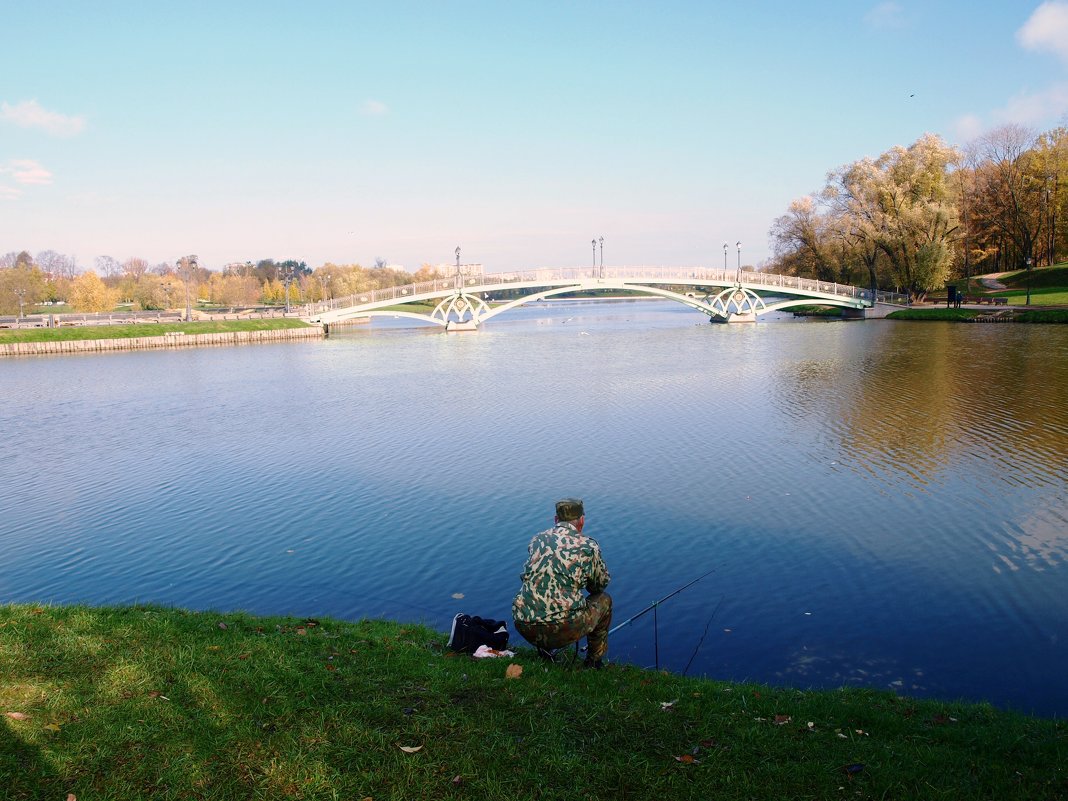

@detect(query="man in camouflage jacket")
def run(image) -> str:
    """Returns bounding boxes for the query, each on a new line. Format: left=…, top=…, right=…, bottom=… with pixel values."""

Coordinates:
left=512, top=498, right=612, bottom=667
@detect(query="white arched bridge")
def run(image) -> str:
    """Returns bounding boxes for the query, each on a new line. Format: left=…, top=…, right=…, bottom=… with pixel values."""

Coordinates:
left=305, top=266, right=909, bottom=331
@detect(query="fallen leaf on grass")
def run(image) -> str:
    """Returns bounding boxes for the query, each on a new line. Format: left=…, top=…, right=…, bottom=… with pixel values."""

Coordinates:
left=67, top=795, right=77, bottom=801
left=295, top=628, right=307, bottom=636
left=673, top=754, right=700, bottom=764
left=660, top=699, right=678, bottom=711
left=397, top=744, right=423, bottom=753
left=774, top=715, right=791, bottom=725
left=43, top=723, right=62, bottom=733
left=505, top=663, right=523, bottom=679
left=207, top=645, right=221, bottom=651
left=4, top=712, right=30, bottom=721
left=217, top=622, right=228, bottom=630
left=451, top=776, right=463, bottom=786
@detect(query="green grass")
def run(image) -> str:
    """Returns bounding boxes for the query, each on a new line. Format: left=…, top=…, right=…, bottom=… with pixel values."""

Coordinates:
left=887, top=308, right=1068, bottom=323
left=2, top=605, right=1064, bottom=801
left=1016, top=309, right=1068, bottom=323
left=0, top=318, right=312, bottom=343
left=887, top=308, right=983, bottom=321
left=992, top=287, right=1068, bottom=306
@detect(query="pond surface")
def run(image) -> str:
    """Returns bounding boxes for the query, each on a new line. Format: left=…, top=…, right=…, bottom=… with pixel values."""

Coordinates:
left=2, top=300, right=1066, bottom=716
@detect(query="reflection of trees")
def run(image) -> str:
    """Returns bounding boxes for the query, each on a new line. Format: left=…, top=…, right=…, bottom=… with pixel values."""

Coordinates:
left=773, top=323, right=1068, bottom=491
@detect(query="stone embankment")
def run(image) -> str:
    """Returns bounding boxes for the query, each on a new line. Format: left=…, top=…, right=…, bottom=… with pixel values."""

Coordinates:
left=0, top=326, right=325, bottom=357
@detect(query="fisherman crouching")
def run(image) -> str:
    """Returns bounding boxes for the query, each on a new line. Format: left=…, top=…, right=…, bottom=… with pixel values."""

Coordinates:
left=512, top=497, right=612, bottom=668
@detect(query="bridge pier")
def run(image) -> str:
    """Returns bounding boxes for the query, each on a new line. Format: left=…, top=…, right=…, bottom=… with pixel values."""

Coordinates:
left=446, top=320, right=479, bottom=332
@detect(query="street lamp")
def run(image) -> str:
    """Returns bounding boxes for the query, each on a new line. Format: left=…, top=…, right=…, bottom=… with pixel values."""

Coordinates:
left=599, top=236, right=604, bottom=277
left=14, top=288, right=26, bottom=319
left=723, top=242, right=728, bottom=272
left=455, top=245, right=461, bottom=272
left=736, top=241, right=742, bottom=282
left=280, top=263, right=294, bottom=314
left=176, top=255, right=197, bottom=321
left=592, top=238, right=597, bottom=270
left=1026, top=256, right=1033, bottom=306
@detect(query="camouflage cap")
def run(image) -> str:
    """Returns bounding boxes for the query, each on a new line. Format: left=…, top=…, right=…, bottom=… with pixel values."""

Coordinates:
left=555, top=497, right=585, bottom=522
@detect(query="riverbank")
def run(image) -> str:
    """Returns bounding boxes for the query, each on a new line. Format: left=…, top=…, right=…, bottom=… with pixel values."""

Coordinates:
left=1, top=604, right=1063, bottom=800
left=0, top=319, right=322, bottom=356
left=886, top=307, right=1068, bottom=323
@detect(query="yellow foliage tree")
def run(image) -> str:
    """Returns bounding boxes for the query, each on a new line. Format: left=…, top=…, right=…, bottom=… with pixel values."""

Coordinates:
left=68, top=270, right=118, bottom=312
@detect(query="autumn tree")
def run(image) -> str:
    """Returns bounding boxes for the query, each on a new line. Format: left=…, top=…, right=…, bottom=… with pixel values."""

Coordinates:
left=971, top=125, right=1046, bottom=270
left=769, top=195, right=841, bottom=281
left=68, top=270, right=118, bottom=312
left=824, top=134, right=960, bottom=299
left=36, top=250, right=77, bottom=278
left=95, top=255, right=122, bottom=279
left=0, top=264, right=48, bottom=314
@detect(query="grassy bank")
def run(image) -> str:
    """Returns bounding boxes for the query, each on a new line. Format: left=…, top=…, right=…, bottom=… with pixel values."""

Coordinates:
left=0, top=318, right=312, bottom=343
left=1, top=605, right=1063, bottom=800
left=887, top=308, right=1068, bottom=323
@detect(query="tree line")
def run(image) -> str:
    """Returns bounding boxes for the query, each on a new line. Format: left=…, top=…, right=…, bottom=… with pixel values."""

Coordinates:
left=0, top=253, right=446, bottom=315
left=768, top=124, right=1065, bottom=299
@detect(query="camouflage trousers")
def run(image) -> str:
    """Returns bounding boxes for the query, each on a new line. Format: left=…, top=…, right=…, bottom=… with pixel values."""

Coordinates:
left=514, top=592, right=613, bottom=661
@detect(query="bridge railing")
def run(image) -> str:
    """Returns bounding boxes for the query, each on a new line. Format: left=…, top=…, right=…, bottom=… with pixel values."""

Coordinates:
left=302, top=267, right=911, bottom=316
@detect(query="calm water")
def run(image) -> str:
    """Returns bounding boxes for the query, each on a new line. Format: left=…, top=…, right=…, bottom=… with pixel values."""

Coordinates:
left=2, top=301, right=1066, bottom=716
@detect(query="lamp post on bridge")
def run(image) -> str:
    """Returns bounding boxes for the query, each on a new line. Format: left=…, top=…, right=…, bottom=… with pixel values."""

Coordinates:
left=736, top=241, right=742, bottom=283
left=592, top=238, right=596, bottom=271
left=723, top=242, right=728, bottom=273
left=599, top=236, right=604, bottom=278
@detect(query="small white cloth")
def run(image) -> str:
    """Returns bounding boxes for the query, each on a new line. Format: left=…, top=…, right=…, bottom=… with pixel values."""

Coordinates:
left=472, top=644, right=516, bottom=658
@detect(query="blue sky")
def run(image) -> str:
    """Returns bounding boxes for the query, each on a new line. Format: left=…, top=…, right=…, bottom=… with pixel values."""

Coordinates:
left=2, top=1, right=1066, bottom=273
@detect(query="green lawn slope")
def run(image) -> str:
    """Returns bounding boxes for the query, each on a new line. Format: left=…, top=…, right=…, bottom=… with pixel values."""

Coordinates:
left=2, top=605, right=1063, bottom=800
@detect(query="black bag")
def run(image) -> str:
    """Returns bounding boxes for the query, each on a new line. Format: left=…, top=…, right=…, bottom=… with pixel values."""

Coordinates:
left=447, top=613, right=509, bottom=653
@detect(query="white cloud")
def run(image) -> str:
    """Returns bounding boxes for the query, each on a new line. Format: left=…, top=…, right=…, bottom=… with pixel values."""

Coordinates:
left=0, top=99, right=86, bottom=137
left=360, top=99, right=388, bottom=117
left=1018, top=1, right=1068, bottom=63
left=996, top=82, right=1068, bottom=126
left=0, top=159, right=53, bottom=185
left=0, top=99, right=85, bottom=137
left=951, top=82, right=1068, bottom=144
left=864, top=2, right=906, bottom=29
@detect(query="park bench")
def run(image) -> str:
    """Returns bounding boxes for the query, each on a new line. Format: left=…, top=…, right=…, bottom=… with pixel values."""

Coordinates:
left=993, top=297, right=1008, bottom=305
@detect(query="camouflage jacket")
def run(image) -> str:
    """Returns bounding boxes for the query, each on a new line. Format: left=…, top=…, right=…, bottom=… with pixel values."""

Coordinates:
left=512, top=522, right=610, bottom=624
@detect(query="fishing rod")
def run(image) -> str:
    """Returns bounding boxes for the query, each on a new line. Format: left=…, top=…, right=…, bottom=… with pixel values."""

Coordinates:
left=608, top=566, right=716, bottom=670
left=608, top=568, right=715, bottom=636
